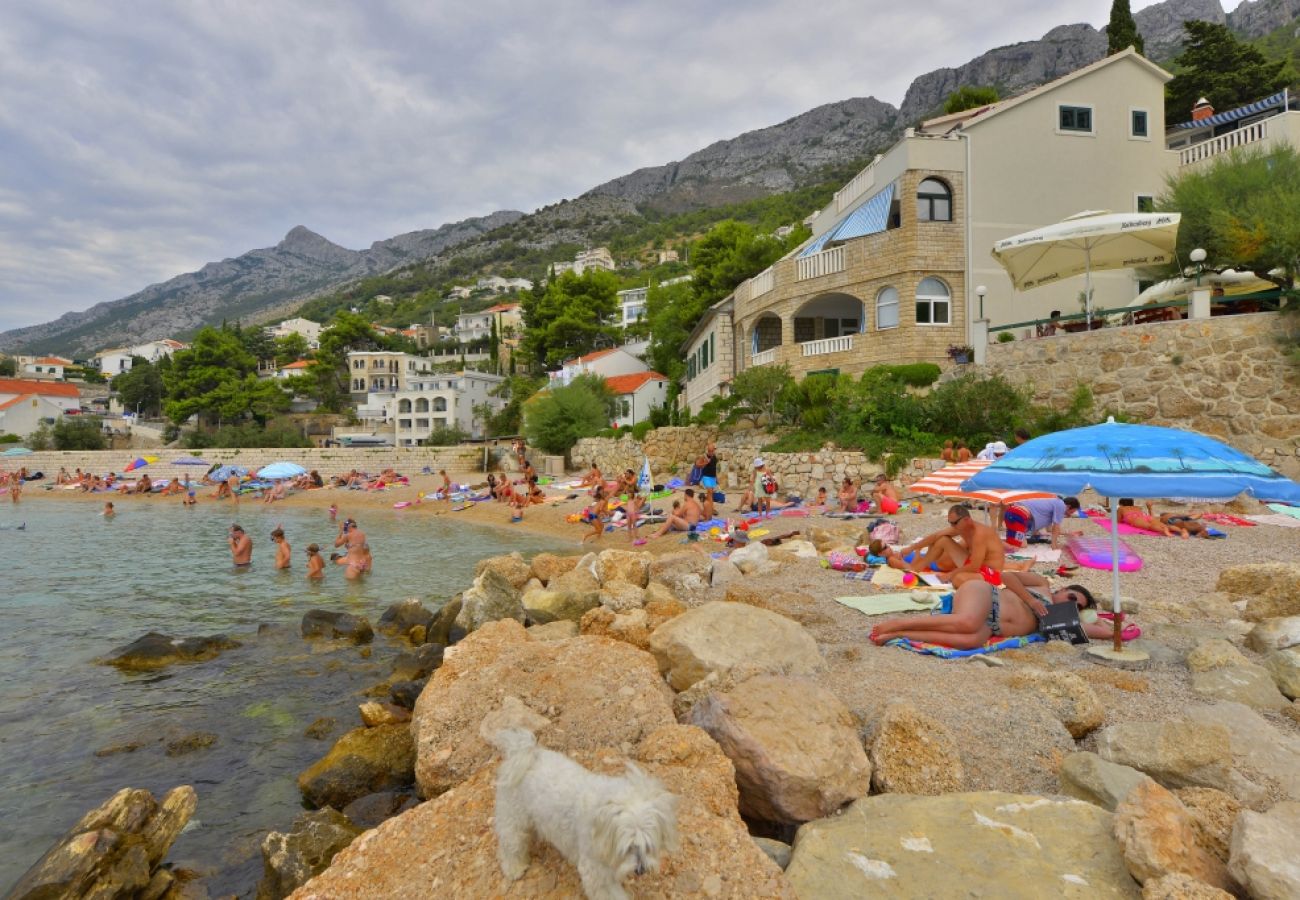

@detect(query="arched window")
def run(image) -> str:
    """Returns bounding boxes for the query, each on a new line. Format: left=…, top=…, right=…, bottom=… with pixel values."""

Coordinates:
left=915, top=277, right=951, bottom=325
left=433, top=397, right=448, bottom=412
left=398, top=399, right=412, bottom=413
left=415, top=398, right=430, bottom=412
left=876, top=286, right=899, bottom=330
left=917, top=178, right=952, bottom=222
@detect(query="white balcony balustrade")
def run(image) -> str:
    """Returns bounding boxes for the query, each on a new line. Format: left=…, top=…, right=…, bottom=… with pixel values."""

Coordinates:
left=750, top=348, right=777, bottom=367
left=800, top=335, right=854, bottom=357
left=750, top=268, right=775, bottom=298
left=796, top=246, right=845, bottom=281
left=1179, top=120, right=1269, bottom=166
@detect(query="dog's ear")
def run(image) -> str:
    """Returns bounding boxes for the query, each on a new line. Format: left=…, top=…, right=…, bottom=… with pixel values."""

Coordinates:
left=624, top=764, right=680, bottom=853
left=591, top=799, right=628, bottom=868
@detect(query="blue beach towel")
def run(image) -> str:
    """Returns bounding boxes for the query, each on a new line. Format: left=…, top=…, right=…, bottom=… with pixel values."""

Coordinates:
left=885, top=633, right=1045, bottom=659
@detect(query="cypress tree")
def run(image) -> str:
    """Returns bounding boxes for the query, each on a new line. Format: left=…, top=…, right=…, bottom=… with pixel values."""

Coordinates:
left=1107, top=0, right=1144, bottom=56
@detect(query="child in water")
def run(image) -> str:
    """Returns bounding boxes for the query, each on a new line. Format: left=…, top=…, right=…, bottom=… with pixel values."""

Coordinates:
left=305, top=543, right=324, bottom=579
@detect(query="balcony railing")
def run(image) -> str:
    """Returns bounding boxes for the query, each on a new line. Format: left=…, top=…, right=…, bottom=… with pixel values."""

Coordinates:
left=1178, top=119, right=1269, bottom=166
left=796, top=246, right=845, bottom=281
left=750, top=268, right=775, bottom=298
left=801, top=335, right=854, bottom=357
left=835, top=161, right=877, bottom=212
left=750, top=348, right=777, bottom=367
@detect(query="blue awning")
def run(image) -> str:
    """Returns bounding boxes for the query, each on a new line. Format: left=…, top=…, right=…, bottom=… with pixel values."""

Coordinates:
left=1171, top=91, right=1287, bottom=130
left=798, top=182, right=897, bottom=257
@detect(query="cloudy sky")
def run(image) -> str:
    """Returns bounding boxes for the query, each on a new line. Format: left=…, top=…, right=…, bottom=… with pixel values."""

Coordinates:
left=0, top=1, right=1234, bottom=332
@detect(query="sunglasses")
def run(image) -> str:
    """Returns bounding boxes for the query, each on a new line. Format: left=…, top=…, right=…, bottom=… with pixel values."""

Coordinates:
left=1064, top=591, right=1093, bottom=609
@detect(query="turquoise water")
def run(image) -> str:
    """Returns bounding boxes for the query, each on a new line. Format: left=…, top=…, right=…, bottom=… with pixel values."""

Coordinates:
left=0, top=499, right=566, bottom=896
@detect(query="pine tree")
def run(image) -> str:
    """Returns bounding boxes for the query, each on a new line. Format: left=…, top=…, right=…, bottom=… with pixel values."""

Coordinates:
left=1106, top=0, right=1144, bottom=56
left=1165, top=21, right=1293, bottom=124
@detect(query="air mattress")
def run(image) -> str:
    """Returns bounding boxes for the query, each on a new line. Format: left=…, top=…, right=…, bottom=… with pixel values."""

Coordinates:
left=1066, top=534, right=1143, bottom=572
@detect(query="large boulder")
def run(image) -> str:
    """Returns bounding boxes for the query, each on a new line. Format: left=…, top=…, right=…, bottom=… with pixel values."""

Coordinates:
left=340, top=791, right=417, bottom=831
left=594, top=548, right=650, bottom=587
left=1007, top=669, right=1104, bottom=738
left=522, top=567, right=601, bottom=623
left=1185, top=639, right=1250, bottom=673
left=1174, top=787, right=1242, bottom=863
left=389, top=643, right=444, bottom=682
left=104, top=632, right=241, bottom=671
left=257, top=808, right=362, bottom=900
left=475, top=553, right=533, bottom=590
left=1184, top=702, right=1300, bottom=802
left=1058, top=752, right=1153, bottom=811
left=9, top=786, right=196, bottom=900
left=1216, top=563, right=1300, bottom=621
left=529, top=552, right=578, bottom=585
left=648, top=551, right=713, bottom=597
left=1096, top=721, right=1236, bottom=795
left=454, top=568, right=523, bottom=632
left=1112, top=780, right=1233, bottom=891
left=1263, top=647, right=1300, bottom=699
left=866, top=701, right=964, bottom=796
left=648, top=602, right=823, bottom=692
left=1140, top=874, right=1233, bottom=899
left=688, top=675, right=871, bottom=824
left=1245, top=616, right=1300, bottom=653
left=579, top=595, right=686, bottom=652
left=301, top=611, right=374, bottom=644
left=597, top=579, right=646, bottom=612
left=1228, top=801, right=1300, bottom=900
left=1191, top=665, right=1289, bottom=712
left=785, top=792, right=1137, bottom=899
left=411, top=620, right=674, bottom=797
left=425, top=597, right=462, bottom=646
left=291, top=725, right=794, bottom=899
left=297, top=725, right=415, bottom=810
left=728, top=540, right=769, bottom=575
left=376, top=599, right=434, bottom=636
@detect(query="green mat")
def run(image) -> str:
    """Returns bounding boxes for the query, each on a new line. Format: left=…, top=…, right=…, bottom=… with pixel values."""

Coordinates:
left=835, top=592, right=939, bottom=616
left=1267, top=503, right=1300, bottom=519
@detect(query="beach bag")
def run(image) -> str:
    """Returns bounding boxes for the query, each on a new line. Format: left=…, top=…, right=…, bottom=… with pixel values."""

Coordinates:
left=761, top=474, right=778, bottom=495
left=827, top=550, right=866, bottom=572
left=687, top=464, right=702, bottom=486
left=1037, top=601, right=1089, bottom=645
left=712, top=490, right=725, bottom=503
left=870, top=521, right=901, bottom=545
left=1004, top=503, right=1030, bottom=548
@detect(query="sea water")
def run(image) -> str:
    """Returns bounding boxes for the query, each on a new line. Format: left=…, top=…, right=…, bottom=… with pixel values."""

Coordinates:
left=0, top=499, right=566, bottom=895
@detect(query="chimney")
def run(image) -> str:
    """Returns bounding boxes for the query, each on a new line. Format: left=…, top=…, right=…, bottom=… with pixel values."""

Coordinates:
left=1192, top=97, right=1215, bottom=122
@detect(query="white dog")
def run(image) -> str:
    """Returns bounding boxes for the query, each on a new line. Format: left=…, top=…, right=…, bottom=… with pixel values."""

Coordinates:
left=487, top=726, right=679, bottom=900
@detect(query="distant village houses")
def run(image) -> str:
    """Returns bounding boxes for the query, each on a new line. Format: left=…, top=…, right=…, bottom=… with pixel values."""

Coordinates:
left=551, top=246, right=615, bottom=277
left=0, top=378, right=81, bottom=438
left=94, top=339, right=187, bottom=378
left=266, top=317, right=323, bottom=349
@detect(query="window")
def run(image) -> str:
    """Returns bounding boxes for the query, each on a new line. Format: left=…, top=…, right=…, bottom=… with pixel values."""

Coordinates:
left=916, top=178, right=952, bottom=222
left=1058, top=105, right=1093, bottom=133
left=1136, top=195, right=1155, bottom=213
left=1131, top=109, right=1149, bottom=138
left=823, top=318, right=859, bottom=338
left=915, top=277, right=951, bottom=326
left=876, top=286, right=900, bottom=330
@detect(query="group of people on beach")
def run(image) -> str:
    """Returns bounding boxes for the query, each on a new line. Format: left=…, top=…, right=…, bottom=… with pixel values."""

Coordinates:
left=224, top=512, right=371, bottom=579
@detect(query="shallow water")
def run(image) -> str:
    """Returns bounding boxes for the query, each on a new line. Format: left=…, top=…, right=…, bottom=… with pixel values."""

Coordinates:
left=0, top=499, right=565, bottom=895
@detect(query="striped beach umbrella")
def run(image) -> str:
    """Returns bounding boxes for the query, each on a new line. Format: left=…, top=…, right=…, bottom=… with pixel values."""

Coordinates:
left=908, top=459, right=1057, bottom=506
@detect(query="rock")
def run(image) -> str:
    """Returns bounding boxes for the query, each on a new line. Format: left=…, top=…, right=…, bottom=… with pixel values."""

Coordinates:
left=9, top=786, right=197, bottom=900
left=300, top=611, right=374, bottom=644
left=474, top=552, right=533, bottom=590
left=1263, top=647, right=1300, bottom=699
left=579, top=606, right=653, bottom=650
left=454, top=568, right=522, bottom=632
left=1140, top=873, right=1234, bottom=899
left=753, top=837, right=792, bottom=869
left=688, top=675, right=871, bottom=824
left=529, top=552, right=578, bottom=585
left=424, top=597, right=462, bottom=646
left=293, top=724, right=794, bottom=899
left=782, top=539, right=819, bottom=559
left=1174, top=787, right=1242, bottom=863
left=1112, top=780, right=1233, bottom=890
left=297, top=724, right=415, bottom=809
left=643, top=580, right=679, bottom=609
left=389, top=643, right=444, bottom=681
left=728, top=540, right=769, bottom=574
left=304, top=718, right=336, bottom=740
left=709, top=557, right=741, bottom=586
left=359, top=702, right=411, bottom=727
left=867, top=701, right=964, bottom=796
left=1186, top=639, right=1250, bottom=672
left=1058, top=752, right=1152, bottom=810
left=808, top=527, right=835, bottom=552
left=1007, top=669, right=1104, bottom=738
left=526, top=620, right=578, bottom=641
left=597, top=580, right=645, bottom=612
left=375, top=599, right=433, bottom=636
left=411, top=620, right=674, bottom=797
left=1216, top=563, right=1300, bottom=621
left=340, top=791, right=417, bottom=831
left=1096, top=721, right=1236, bottom=795
left=786, top=791, right=1135, bottom=899
left=594, top=548, right=650, bottom=587
left=1246, top=616, right=1300, bottom=652
left=521, top=570, right=601, bottom=624
left=164, top=731, right=218, bottom=757
left=387, top=681, right=423, bottom=711
left=407, top=625, right=426, bottom=645
left=648, top=550, right=712, bottom=597
left=1284, top=700, right=1300, bottom=725
left=104, top=632, right=241, bottom=671
left=257, top=808, right=361, bottom=900
left=1191, top=665, right=1289, bottom=712
left=94, top=740, right=148, bottom=757
left=1228, top=801, right=1300, bottom=900
left=1184, top=702, right=1300, bottom=803
left=648, top=601, right=823, bottom=692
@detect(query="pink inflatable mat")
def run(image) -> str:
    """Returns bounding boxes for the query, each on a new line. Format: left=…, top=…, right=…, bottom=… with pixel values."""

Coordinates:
left=1066, top=534, right=1143, bottom=572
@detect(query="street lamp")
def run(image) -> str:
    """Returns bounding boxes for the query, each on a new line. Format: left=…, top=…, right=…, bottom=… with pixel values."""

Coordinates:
left=1190, top=248, right=1207, bottom=286
left=975, top=284, right=987, bottom=321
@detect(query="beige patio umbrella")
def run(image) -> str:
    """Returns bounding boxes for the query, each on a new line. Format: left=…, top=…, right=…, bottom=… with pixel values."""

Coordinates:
left=992, top=211, right=1181, bottom=324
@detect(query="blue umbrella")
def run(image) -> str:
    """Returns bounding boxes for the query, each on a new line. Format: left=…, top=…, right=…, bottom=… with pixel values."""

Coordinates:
left=2, top=447, right=33, bottom=457
left=963, top=418, right=1300, bottom=649
left=257, top=461, right=307, bottom=480
left=210, top=465, right=248, bottom=482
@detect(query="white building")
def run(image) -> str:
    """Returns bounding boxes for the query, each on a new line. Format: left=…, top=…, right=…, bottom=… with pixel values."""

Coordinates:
left=607, top=371, right=670, bottom=428
left=346, top=350, right=433, bottom=398
left=0, top=378, right=82, bottom=438
left=95, top=339, right=187, bottom=377
left=552, top=246, right=616, bottom=277
left=19, top=356, right=73, bottom=380
left=617, top=275, right=690, bottom=329
left=266, top=317, right=323, bottom=349
left=475, top=275, right=533, bottom=294
left=548, top=347, right=648, bottom=386
left=454, top=303, right=522, bottom=343
left=356, top=371, right=506, bottom=445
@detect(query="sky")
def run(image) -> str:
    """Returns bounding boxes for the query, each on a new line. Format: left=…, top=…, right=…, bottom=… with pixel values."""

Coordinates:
left=0, top=0, right=1241, bottom=333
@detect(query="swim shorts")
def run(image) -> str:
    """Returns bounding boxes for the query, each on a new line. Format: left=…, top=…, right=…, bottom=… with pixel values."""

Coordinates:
left=700, top=476, right=717, bottom=489
left=979, top=565, right=1003, bottom=587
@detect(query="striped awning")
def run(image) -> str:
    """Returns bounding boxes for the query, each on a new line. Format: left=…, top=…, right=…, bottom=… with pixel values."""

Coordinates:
left=798, top=182, right=897, bottom=257
left=909, top=459, right=1058, bottom=506
left=1171, top=91, right=1287, bottom=131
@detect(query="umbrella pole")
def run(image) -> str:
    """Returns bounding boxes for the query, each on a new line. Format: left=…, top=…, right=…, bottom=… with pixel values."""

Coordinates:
left=1109, top=498, right=1123, bottom=652
left=1085, top=248, right=1093, bottom=328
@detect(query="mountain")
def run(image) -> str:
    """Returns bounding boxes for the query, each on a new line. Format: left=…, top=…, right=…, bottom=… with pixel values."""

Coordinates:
left=0, top=211, right=522, bottom=357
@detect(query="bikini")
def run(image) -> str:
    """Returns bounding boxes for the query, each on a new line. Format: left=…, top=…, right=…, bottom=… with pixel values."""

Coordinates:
left=985, top=587, right=1002, bottom=635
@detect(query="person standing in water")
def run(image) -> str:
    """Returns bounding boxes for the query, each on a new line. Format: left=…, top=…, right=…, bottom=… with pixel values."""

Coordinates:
left=229, top=524, right=253, bottom=567
left=333, top=517, right=371, bottom=579
left=305, top=543, right=325, bottom=579
left=271, top=527, right=291, bottom=569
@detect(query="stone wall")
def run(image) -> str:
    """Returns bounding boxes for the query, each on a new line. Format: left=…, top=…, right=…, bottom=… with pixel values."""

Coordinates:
left=983, top=311, right=1300, bottom=478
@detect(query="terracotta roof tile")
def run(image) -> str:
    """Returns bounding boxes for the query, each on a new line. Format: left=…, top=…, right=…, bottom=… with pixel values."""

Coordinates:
left=605, top=371, right=667, bottom=395
left=0, top=378, right=80, bottom=398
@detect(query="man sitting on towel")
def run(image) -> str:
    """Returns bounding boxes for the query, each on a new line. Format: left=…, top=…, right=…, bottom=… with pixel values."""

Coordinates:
left=886, top=503, right=1022, bottom=587
left=1002, top=496, right=1082, bottom=549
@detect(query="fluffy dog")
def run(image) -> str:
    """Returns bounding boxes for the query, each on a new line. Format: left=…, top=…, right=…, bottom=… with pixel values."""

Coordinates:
left=487, top=726, right=679, bottom=900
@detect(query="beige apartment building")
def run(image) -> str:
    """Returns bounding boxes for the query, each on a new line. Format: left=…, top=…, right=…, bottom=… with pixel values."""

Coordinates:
left=347, top=350, right=432, bottom=399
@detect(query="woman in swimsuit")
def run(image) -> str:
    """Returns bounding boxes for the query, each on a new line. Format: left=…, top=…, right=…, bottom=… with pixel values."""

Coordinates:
left=1116, top=499, right=1188, bottom=537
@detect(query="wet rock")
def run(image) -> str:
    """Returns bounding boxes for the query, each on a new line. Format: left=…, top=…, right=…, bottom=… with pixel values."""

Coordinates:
left=528, top=552, right=578, bottom=585
left=526, top=620, right=578, bottom=641
left=1007, top=669, right=1104, bottom=739
left=386, top=681, right=423, bottom=711
left=165, top=731, right=218, bottom=757
left=866, top=701, right=964, bottom=796
left=105, top=632, right=241, bottom=671
left=1140, top=873, right=1234, bottom=899
left=1174, top=787, right=1242, bottom=863
left=406, top=625, right=425, bottom=645
left=1216, top=563, right=1300, bottom=621
left=597, top=579, right=646, bottom=612
left=341, top=791, right=417, bottom=831
left=425, top=597, right=462, bottom=646
left=9, top=786, right=196, bottom=899
left=94, top=740, right=149, bottom=758
left=1058, top=751, right=1152, bottom=810
left=648, top=601, right=823, bottom=692
left=1186, top=639, right=1250, bottom=673
left=688, top=675, right=870, bottom=824
left=300, top=611, right=374, bottom=645
left=1192, top=665, right=1289, bottom=712
left=786, top=792, right=1135, bottom=899
left=594, top=548, right=650, bottom=587
left=257, top=807, right=361, bottom=900
left=1263, top=647, right=1300, bottom=699
left=1112, top=780, right=1233, bottom=890
left=298, top=724, right=415, bottom=810
left=375, top=599, right=433, bottom=636
left=1229, top=801, right=1300, bottom=900
left=453, top=568, right=522, bottom=633
left=303, top=717, right=336, bottom=740
left=359, top=702, right=411, bottom=727
left=1245, top=615, right=1300, bottom=653
left=475, top=552, right=532, bottom=590
left=389, top=643, right=444, bottom=681
left=647, top=551, right=712, bottom=598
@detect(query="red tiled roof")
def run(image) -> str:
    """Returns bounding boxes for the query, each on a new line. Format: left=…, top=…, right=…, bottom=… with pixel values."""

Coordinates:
left=35, top=356, right=71, bottom=365
left=605, top=371, right=667, bottom=395
left=282, top=360, right=312, bottom=370
left=0, top=378, right=80, bottom=398
left=485, top=303, right=521, bottom=313
left=0, top=394, right=33, bottom=411
left=565, top=347, right=618, bottom=366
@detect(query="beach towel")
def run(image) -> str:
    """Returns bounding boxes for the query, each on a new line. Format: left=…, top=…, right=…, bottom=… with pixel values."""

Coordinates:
left=886, top=633, right=1045, bottom=658
left=871, top=566, right=907, bottom=587
left=841, top=570, right=877, bottom=582
left=1088, top=514, right=1163, bottom=537
left=836, top=593, right=939, bottom=616
left=1267, top=503, right=1300, bottom=519
left=1201, top=513, right=1256, bottom=526
left=827, top=550, right=866, bottom=572
left=1007, top=546, right=1062, bottom=563
left=1244, top=514, right=1300, bottom=528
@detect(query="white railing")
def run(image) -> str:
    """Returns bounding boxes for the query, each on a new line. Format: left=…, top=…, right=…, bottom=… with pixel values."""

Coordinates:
left=801, top=335, right=854, bottom=357
left=1179, top=120, right=1269, bottom=166
left=750, top=348, right=777, bottom=367
left=796, top=246, right=845, bottom=281
left=750, top=268, right=775, bottom=297
left=834, top=160, right=877, bottom=212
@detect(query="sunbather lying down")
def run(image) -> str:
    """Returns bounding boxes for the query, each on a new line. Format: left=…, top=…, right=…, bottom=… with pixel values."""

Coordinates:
left=868, top=570, right=1107, bottom=648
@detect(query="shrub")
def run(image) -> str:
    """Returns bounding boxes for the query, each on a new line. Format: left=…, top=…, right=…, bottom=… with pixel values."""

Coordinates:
left=425, top=425, right=469, bottom=446
left=523, top=373, right=617, bottom=455
left=922, top=373, right=1029, bottom=447
left=631, top=420, right=655, bottom=441
left=868, top=362, right=941, bottom=387
left=184, top=419, right=311, bottom=448
left=53, top=417, right=107, bottom=451
left=997, top=331, right=1016, bottom=343
left=0, top=433, right=21, bottom=444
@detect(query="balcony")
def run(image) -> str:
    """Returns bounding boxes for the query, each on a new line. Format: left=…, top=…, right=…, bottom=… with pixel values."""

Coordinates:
left=801, top=335, right=854, bottom=357
left=1178, top=119, right=1270, bottom=166
left=796, top=246, right=845, bottom=281
left=750, top=268, right=775, bottom=298
left=750, top=348, right=777, bottom=367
